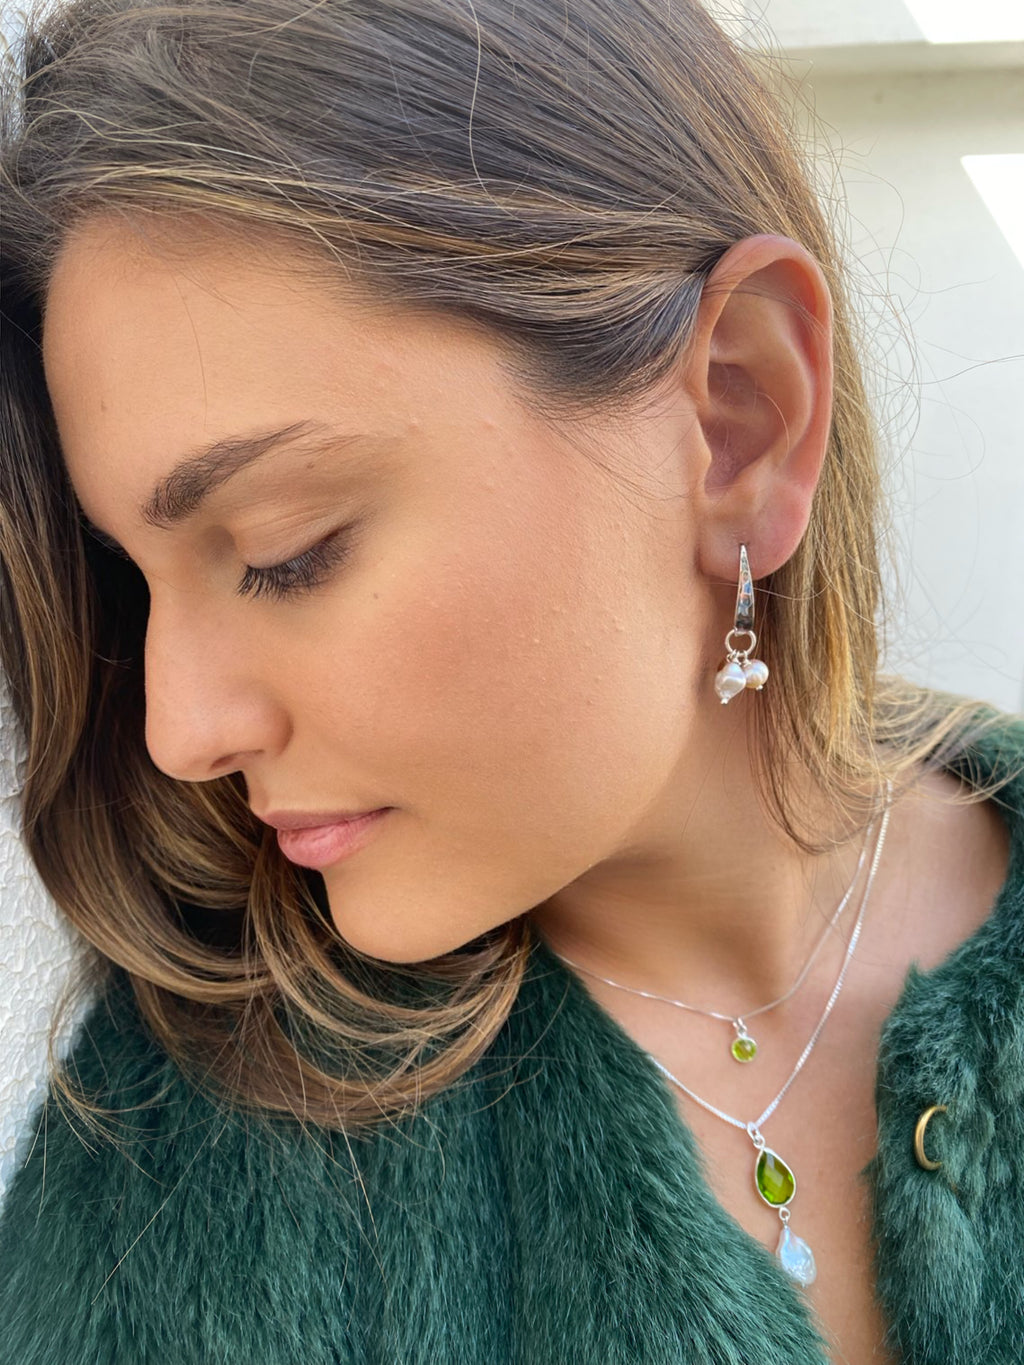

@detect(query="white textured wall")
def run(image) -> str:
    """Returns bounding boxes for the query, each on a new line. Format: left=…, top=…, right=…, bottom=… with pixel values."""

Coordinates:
left=0, top=677, right=93, bottom=1207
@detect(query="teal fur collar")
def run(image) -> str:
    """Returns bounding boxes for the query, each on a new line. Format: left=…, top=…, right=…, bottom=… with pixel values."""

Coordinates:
left=2, top=715, right=1022, bottom=1363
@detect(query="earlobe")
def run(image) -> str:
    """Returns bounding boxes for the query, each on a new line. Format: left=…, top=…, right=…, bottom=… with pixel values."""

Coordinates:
left=685, top=235, right=834, bottom=582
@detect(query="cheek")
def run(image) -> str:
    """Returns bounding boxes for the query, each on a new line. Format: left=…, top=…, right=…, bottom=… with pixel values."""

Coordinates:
left=371, top=484, right=681, bottom=805
left=339, top=402, right=700, bottom=801
left=304, top=497, right=698, bottom=961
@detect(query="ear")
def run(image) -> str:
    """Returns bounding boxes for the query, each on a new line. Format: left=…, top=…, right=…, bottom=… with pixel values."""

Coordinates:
left=682, top=234, right=834, bottom=585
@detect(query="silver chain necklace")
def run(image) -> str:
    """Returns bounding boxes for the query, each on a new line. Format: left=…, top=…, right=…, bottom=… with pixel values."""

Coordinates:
left=552, top=825, right=872, bottom=1065
left=644, top=791, right=893, bottom=1288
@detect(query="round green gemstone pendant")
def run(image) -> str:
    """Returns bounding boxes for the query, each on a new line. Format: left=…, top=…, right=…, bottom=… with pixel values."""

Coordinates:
left=731, top=1034, right=757, bottom=1063
left=754, top=1147, right=796, bottom=1207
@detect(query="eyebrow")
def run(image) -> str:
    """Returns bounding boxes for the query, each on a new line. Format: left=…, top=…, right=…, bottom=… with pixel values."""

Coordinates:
left=79, top=419, right=377, bottom=550
left=143, top=418, right=353, bottom=528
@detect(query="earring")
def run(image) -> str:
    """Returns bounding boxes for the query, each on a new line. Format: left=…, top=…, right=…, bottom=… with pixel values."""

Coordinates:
left=714, top=544, right=769, bottom=704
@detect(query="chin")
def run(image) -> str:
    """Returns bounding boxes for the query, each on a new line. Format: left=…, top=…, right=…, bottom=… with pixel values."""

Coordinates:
left=326, top=903, right=493, bottom=966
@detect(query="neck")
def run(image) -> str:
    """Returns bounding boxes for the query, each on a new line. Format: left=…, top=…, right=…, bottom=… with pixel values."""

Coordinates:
left=531, top=707, right=879, bottom=1014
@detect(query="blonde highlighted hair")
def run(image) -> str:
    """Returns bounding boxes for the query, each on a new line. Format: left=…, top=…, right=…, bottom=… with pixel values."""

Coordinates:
left=0, top=0, right=1011, bottom=1130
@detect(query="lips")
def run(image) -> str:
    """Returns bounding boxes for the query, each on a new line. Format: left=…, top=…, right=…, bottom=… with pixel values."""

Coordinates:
left=269, top=809, right=391, bottom=870
left=257, top=808, right=386, bottom=830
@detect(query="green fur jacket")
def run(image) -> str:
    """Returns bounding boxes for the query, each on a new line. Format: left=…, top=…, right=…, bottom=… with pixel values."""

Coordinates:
left=2, top=716, right=1023, bottom=1365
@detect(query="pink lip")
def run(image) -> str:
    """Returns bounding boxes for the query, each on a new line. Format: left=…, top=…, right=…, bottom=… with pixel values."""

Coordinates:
left=272, top=809, right=390, bottom=869
left=257, top=807, right=387, bottom=830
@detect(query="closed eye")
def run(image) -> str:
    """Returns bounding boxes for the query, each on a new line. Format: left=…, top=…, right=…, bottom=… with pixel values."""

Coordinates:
left=81, top=519, right=356, bottom=601
left=237, top=528, right=355, bottom=601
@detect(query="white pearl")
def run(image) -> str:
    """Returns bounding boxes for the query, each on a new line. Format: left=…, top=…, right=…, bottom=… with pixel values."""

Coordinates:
left=776, top=1224, right=817, bottom=1286
left=714, top=661, right=747, bottom=704
left=742, top=658, right=769, bottom=690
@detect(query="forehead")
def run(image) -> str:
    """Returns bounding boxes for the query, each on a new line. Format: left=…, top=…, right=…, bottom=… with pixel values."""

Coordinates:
left=41, top=219, right=372, bottom=468
left=40, top=217, right=514, bottom=525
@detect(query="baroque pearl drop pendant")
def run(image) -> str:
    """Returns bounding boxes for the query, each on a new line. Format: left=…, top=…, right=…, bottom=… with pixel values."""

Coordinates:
left=714, top=634, right=769, bottom=704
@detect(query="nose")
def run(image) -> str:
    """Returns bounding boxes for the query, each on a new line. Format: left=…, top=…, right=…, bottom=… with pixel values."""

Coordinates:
left=143, top=594, right=289, bottom=782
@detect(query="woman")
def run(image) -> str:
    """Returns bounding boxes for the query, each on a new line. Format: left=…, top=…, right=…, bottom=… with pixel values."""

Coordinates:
left=0, top=1, right=1021, bottom=1362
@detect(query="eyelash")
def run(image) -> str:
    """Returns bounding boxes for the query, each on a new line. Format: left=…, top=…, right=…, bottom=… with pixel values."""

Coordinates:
left=236, top=529, right=354, bottom=601
left=84, top=523, right=355, bottom=600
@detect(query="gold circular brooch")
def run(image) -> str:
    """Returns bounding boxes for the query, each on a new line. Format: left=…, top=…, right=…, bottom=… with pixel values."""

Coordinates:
left=913, top=1104, right=948, bottom=1170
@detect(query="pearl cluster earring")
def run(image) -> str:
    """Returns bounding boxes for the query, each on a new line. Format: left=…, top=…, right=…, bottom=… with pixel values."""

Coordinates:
left=714, top=544, right=769, bottom=704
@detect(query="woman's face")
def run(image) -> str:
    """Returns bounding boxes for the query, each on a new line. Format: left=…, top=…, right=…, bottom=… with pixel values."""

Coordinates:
left=42, top=216, right=715, bottom=962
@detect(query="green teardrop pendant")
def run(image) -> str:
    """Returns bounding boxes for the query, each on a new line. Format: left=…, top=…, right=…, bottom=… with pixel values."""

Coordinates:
left=755, top=1147, right=796, bottom=1206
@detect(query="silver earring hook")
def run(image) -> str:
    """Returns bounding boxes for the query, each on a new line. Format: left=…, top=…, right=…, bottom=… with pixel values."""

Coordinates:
left=735, top=543, right=755, bottom=632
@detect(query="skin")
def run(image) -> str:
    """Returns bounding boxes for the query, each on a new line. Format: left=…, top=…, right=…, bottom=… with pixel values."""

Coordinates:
left=42, top=212, right=854, bottom=995
left=42, top=214, right=1012, bottom=1364
left=42, top=215, right=1009, bottom=990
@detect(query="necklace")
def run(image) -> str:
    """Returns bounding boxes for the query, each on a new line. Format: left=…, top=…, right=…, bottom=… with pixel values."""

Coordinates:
left=552, top=826, right=872, bottom=1065
left=646, top=790, right=893, bottom=1288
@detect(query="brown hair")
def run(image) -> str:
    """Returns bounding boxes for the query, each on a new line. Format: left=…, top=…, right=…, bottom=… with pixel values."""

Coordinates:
left=0, top=0, right=1011, bottom=1130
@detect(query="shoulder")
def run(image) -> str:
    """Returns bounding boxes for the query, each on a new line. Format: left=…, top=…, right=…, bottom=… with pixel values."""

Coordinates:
left=932, top=704, right=1024, bottom=821
left=870, top=705, right=1024, bottom=1132
left=890, top=705, right=1024, bottom=945
left=862, top=710, right=1024, bottom=1361
left=0, top=970, right=369, bottom=1364
left=934, top=706, right=1024, bottom=914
